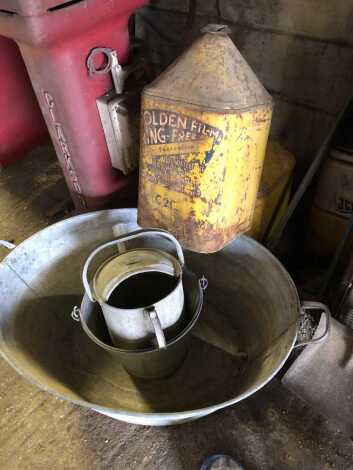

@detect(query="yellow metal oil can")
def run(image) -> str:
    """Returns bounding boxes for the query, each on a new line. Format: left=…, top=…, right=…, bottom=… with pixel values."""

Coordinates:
left=138, top=25, right=273, bottom=252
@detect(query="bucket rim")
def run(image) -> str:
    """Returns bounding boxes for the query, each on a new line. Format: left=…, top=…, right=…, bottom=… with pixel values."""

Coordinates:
left=0, top=208, right=139, bottom=265
left=93, top=247, right=183, bottom=306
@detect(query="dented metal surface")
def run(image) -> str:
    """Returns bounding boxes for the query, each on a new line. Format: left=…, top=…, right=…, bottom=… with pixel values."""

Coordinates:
left=138, top=26, right=273, bottom=252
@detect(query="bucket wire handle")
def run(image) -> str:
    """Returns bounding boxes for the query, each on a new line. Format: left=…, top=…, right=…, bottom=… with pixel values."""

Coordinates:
left=294, top=301, right=331, bottom=348
left=145, top=307, right=167, bottom=349
left=82, top=229, right=185, bottom=302
left=0, top=240, right=16, bottom=250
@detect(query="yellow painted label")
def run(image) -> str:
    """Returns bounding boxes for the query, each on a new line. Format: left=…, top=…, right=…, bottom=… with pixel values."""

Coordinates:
left=138, top=97, right=272, bottom=252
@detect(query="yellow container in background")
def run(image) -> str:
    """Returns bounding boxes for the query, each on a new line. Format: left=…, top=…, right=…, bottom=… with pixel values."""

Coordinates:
left=248, top=141, right=295, bottom=241
left=307, top=147, right=353, bottom=258
left=138, top=25, right=273, bottom=253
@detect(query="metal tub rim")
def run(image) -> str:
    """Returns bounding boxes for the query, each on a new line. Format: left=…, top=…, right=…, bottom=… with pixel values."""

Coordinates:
left=0, top=208, right=300, bottom=426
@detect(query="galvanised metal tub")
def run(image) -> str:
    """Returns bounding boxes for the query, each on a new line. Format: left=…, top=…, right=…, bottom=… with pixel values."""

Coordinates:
left=0, top=209, right=304, bottom=426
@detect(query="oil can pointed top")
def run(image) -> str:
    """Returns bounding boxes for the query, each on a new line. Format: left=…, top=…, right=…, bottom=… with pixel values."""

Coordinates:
left=144, top=24, right=273, bottom=112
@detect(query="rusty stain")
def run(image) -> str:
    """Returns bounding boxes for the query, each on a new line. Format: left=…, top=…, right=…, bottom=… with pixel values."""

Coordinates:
left=138, top=26, right=272, bottom=252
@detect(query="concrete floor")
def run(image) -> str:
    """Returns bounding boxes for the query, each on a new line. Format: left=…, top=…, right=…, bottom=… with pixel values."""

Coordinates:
left=1, top=146, right=353, bottom=470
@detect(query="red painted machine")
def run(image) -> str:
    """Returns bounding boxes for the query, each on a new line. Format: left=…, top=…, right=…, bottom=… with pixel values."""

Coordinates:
left=0, top=36, right=48, bottom=167
left=0, top=0, right=146, bottom=209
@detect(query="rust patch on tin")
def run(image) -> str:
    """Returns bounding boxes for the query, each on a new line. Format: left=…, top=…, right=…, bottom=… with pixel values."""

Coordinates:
left=138, top=29, right=272, bottom=253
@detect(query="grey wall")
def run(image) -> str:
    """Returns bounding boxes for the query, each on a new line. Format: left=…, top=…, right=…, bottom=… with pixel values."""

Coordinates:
left=136, top=0, right=353, bottom=183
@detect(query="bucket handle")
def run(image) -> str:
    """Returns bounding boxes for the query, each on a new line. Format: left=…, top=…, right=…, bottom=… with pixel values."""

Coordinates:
left=294, top=301, right=331, bottom=348
left=145, top=307, right=167, bottom=349
left=0, top=240, right=16, bottom=250
left=82, top=229, right=185, bottom=302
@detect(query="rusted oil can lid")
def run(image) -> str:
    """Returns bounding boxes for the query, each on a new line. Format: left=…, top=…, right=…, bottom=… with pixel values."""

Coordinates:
left=143, top=24, right=273, bottom=112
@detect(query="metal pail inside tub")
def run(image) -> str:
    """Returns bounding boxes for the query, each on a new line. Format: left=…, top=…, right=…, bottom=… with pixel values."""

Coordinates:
left=75, top=267, right=205, bottom=379
left=82, top=229, right=187, bottom=350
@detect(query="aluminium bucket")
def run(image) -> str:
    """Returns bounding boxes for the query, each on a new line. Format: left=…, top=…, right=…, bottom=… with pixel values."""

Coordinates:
left=82, top=229, right=187, bottom=350
left=0, top=209, right=329, bottom=426
left=74, top=267, right=204, bottom=380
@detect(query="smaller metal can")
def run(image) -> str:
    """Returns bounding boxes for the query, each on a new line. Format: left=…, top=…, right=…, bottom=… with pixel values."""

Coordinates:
left=82, top=229, right=186, bottom=350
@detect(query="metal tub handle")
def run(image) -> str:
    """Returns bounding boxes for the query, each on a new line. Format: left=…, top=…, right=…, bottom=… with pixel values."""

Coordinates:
left=294, top=301, right=331, bottom=348
left=82, top=229, right=185, bottom=302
